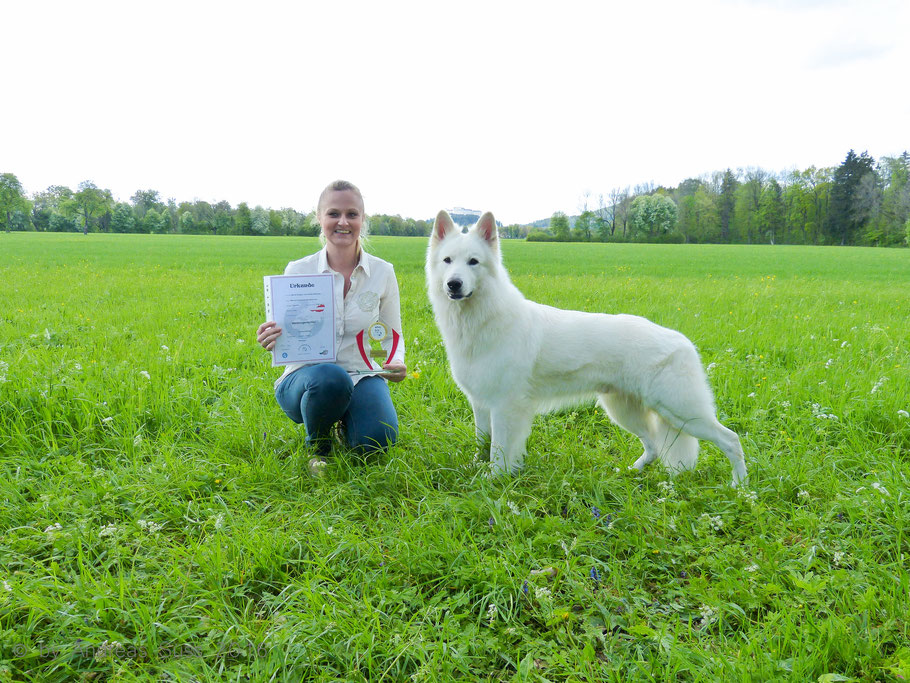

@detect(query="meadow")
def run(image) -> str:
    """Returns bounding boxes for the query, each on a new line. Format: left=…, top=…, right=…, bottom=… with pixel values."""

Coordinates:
left=0, top=232, right=908, bottom=682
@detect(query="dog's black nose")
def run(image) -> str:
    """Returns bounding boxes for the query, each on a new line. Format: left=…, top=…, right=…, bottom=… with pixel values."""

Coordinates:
left=447, top=278, right=462, bottom=293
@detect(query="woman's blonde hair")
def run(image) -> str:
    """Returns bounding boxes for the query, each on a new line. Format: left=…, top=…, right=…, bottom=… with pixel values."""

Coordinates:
left=316, top=179, right=370, bottom=252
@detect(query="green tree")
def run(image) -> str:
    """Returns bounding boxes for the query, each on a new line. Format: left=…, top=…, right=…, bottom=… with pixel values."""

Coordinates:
left=758, top=178, right=786, bottom=244
left=573, top=210, right=594, bottom=240
left=213, top=200, right=233, bottom=235
left=130, top=189, right=162, bottom=219
left=110, top=202, right=136, bottom=233
left=628, top=194, right=678, bottom=240
left=250, top=206, right=270, bottom=235
left=875, top=153, right=909, bottom=245
left=178, top=211, right=195, bottom=234
left=72, top=181, right=113, bottom=235
left=0, top=173, right=28, bottom=233
left=718, top=169, right=738, bottom=242
left=827, top=150, right=876, bottom=245
left=550, top=211, right=570, bottom=240
left=236, top=202, right=252, bottom=236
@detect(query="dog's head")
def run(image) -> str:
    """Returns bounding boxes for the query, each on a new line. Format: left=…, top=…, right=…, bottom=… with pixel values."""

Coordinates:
left=427, top=210, right=499, bottom=301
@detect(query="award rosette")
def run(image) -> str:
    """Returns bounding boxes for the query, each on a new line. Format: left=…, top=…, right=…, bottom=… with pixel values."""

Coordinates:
left=355, top=320, right=401, bottom=374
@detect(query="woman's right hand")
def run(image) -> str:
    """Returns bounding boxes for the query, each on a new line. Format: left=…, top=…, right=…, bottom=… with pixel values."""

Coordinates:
left=256, top=321, right=282, bottom=350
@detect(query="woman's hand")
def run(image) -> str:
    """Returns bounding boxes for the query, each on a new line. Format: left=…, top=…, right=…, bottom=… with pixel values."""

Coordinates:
left=257, top=321, right=282, bottom=350
left=383, top=362, right=407, bottom=383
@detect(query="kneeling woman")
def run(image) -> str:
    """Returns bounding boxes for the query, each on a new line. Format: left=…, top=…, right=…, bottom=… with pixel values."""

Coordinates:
left=256, top=180, right=406, bottom=467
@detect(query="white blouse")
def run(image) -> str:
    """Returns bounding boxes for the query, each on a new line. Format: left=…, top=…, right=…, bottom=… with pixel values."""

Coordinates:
left=274, top=247, right=405, bottom=388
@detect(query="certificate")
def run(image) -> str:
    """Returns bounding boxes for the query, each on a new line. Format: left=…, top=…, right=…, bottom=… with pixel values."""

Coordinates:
left=263, top=274, right=336, bottom=366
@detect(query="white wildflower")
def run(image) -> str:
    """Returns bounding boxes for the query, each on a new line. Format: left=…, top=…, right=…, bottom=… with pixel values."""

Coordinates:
left=534, top=586, right=552, bottom=600
left=139, top=370, right=151, bottom=380
left=748, top=392, right=756, bottom=398
left=133, top=433, right=142, bottom=447
left=507, top=500, right=520, bottom=516
left=325, top=525, right=333, bottom=535
left=840, top=340, right=848, bottom=348
left=486, top=603, right=498, bottom=625
left=101, top=416, right=113, bottom=423
left=99, top=523, right=117, bottom=537
left=137, top=519, right=162, bottom=534
left=745, top=564, right=759, bottom=573
left=871, top=377, right=888, bottom=394
left=561, top=537, right=577, bottom=556
left=780, top=401, right=790, bottom=408
left=236, top=338, right=245, bottom=344
left=699, top=514, right=723, bottom=532
left=825, top=358, right=834, bottom=369
left=797, top=489, right=810, bottom=500
left=706, top=362, right=716, bottom=373
left=161, top=345, right=169, bottom=351
left=833, top=551, right=845, bottom=567
left=2, top=580, right=11, bottom=592
left=898, top=410, right=909, bottom=419
left=94, top=640, right=123, bottom=660
left=699, top=604, right=718, bottom=626
left=871, top=482, right=890, bottom=497
left=44, top=328, right=52, bottom=340
left=738, top=489, right=758, bottom=504
left=44, top=522, right=62, bottom=534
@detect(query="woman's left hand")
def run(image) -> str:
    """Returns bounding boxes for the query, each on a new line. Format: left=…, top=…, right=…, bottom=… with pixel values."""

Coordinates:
left=383, top=362, right=407, bottom=383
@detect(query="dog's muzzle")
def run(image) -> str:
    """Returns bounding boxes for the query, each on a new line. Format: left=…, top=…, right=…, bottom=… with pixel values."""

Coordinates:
left=446, top=278, right=472, bottom=300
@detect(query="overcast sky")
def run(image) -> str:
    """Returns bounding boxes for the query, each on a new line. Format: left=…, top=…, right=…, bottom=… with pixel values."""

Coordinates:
left=5, top=0, right=909, bottom=225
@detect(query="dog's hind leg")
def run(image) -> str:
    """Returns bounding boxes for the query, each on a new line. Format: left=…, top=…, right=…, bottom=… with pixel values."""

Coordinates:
left=597, top=392, right=661, bottom=471
left=656, top=408, right=747, bottom=486
left=489, top=407, right=534, bottom=476
left=648, top=358, right=748, bottom=486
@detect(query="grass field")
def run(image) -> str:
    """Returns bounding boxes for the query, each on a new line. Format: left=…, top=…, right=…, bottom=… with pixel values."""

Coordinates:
left=1, top=232, right=908, bottom=681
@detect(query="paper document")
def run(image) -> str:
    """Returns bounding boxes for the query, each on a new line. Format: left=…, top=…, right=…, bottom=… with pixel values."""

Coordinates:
left=263, top=274, right=336, bottom=366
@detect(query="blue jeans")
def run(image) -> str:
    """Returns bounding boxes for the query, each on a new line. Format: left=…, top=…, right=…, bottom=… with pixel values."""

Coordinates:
left=275, top=364, right=398, bottom=456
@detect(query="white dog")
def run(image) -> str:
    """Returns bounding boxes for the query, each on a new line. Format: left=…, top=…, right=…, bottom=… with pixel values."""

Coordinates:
left=426, top=210, right=748, bottom=486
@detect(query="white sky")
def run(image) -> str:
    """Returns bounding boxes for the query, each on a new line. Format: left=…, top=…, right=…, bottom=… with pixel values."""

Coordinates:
left=4, top=0, right=909, bottom=225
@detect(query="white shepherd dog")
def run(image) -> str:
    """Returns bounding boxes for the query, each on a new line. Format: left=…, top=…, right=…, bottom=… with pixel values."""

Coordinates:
left=426, top=210, right=748, bottom=486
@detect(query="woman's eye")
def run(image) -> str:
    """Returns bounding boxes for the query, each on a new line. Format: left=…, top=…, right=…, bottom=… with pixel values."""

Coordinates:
left=468, top=258, right=479, bottom=266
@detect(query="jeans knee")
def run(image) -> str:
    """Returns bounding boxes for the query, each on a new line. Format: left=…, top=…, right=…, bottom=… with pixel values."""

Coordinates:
left=351, top=424, right=397, bottom=454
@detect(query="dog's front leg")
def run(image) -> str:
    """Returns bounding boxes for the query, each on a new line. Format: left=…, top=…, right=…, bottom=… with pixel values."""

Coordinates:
left=489, top=408, right=534, bottom=476
left=472, top=403, right=491, bottom=456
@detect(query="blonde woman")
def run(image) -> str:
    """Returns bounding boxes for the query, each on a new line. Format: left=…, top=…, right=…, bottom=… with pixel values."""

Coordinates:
left=257, top=180, right=406, bottom=467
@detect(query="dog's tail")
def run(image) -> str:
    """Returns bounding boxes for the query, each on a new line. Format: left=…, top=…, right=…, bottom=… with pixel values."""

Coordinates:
left=655, top=417, right=699, bottom=474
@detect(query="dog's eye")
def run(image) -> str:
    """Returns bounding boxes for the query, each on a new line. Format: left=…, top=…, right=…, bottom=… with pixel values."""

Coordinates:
left=468, top=258, right=479, bottom=266
left=443, top=257, right=452, bottom=264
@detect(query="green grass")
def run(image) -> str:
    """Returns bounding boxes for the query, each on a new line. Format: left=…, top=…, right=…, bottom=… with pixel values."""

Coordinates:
left=1, top=232, right=908, bottom=681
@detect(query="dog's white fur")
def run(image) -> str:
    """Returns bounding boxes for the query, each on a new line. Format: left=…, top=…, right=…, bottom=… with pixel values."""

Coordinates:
left=426, top=210, right=748, bottom=486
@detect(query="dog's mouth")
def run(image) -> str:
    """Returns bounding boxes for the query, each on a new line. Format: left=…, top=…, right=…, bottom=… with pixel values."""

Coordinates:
left=446, top=291, right=472, bottom=300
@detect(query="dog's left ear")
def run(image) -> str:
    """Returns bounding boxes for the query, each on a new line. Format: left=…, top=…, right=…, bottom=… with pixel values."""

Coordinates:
left=476, top=212, right=498, bottom=245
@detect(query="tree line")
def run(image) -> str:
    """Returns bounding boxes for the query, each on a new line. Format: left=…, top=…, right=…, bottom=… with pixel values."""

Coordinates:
left=0, top=180, right=431, bottom=238
left=2, top=149, right=908, bottom=245
left=529, top=150, right=910, bottom=246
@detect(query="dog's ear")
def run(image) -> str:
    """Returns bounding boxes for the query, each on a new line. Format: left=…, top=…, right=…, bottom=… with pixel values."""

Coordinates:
left=476, top=212, right=498, bottom=245
left=432, top=210, right=457, bottom=243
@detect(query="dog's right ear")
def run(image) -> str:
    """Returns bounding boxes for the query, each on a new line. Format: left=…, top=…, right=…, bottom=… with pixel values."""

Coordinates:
left=432, top=210, right=457, bottom=243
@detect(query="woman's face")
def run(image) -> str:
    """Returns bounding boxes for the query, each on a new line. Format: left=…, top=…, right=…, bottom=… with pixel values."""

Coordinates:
left=319, top=190, right=364, bottom=250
